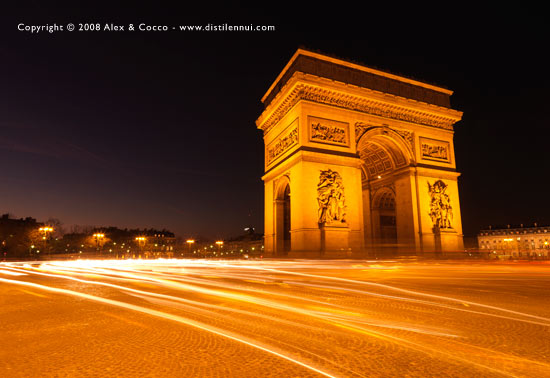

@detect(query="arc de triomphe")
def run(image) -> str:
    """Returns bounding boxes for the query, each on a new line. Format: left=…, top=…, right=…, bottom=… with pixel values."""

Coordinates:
left=257, top=49, right=464, bottom=256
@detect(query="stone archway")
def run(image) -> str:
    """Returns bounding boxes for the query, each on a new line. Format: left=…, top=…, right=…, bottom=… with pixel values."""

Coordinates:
left=357, top=127, right=414, bottom=253
left=356, top=126, right=414, bottom=175
left=258, top=49, right=464, bottom=256
left=274, top=176, right=291, bottom=255
left=372, top=187, right=397, bottom=245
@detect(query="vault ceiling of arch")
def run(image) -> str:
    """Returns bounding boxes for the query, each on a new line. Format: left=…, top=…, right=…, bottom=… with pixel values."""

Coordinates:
left=359, top=142, right=394, bottom=178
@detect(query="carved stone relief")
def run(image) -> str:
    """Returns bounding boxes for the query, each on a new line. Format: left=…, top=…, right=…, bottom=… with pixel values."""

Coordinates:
left=392, top=129, right=414, bottom=152
left=428, top=180, right=453, bottom=229
left=267, top=127, right=298, bottom=165
left=317, top=169, right=346, bottom=224
left=355, top=122, right=414, bottom=152
left=309, top=117, right=348, bottom=146
left=260, top=84, right=458, bottom=135
left=354, top=122, right=371, bottom=143
left=420, top=137, right=450, bottom=163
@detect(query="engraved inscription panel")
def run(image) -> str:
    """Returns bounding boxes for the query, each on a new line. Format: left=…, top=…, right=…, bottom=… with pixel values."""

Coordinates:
left=420, top=137, right=451, bottom=163
left=308, top=116, right=349, bottom=147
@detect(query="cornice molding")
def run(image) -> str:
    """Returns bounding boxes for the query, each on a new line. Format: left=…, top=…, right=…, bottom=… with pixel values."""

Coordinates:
left=257, top=78, right=462, bottom=136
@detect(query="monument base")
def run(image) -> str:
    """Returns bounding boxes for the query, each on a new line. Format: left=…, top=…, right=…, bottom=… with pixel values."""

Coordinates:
left=434, top=227, right=463, bottom=252
left=320, top=222, right=350, bottom=253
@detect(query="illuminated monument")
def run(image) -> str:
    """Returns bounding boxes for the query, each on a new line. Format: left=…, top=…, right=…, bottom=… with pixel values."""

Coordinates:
left=257, top=49, right=464, bottom=256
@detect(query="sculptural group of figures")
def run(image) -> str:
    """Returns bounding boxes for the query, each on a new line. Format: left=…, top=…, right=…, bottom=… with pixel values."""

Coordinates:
left=428, top=180, right=453, bottom=229
left=317, top=169, right=346, bottom=224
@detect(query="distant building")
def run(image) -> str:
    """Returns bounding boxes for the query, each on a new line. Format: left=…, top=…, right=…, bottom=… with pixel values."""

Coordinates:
left=144, top=232, right=176, bottom=255
left=478, top=225, right=550, bottom=259
left=0, top=213, right=44, bottom=258
left=60, top=227, right=176, bottom=257
left=187, top=228, right=265, bottom=258
left=0, top=213, right=42, bottom=229
left=225, top=228, right=264, bottom=258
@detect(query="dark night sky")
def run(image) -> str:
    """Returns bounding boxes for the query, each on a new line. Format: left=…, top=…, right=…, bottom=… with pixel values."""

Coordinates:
left=1, top=4, right=548, bottom=240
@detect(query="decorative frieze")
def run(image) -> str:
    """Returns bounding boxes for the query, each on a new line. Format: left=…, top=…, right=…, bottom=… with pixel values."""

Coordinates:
left=308, top=116, right=349, bottom=147
left=392, top=129, right=414, bottom=150
left=355, top=122, right=414, bottom=152
left=420, top=137, right=450, bottom=163
left=266, top=127, right=298, bottom=165
left=258, top=83, right=460, bottom=135
left=354, top=122, right=370, bottom=143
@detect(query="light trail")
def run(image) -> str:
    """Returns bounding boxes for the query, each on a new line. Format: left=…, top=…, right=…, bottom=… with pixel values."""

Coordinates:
left=3, top=264, right=462, bottom=338
left=1, top=266, right=330, bottom=333
left=1, top=265, right=377, bottom=376
left=0, top=276, right=338, bottom=378
left=2, top=264, right=471, bottom=336
left=2, top=259, right=550, bottom=377
left=6, top=261, right=550, bottom=333
left=207, top=261, right=550, bottom=323
left=7, top=260, right=550, bottom=328
left=64, top=259, right=548, bottom=327
left=285, top=280, right=550, bottom=328
left=0, top=269, right=27, bottom=276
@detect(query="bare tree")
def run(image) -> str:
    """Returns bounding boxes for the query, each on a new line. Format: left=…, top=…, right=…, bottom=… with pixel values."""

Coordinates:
left=45, top=218, right=65, bottom=238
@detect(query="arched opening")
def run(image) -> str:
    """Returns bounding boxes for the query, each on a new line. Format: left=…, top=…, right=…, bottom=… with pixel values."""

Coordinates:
left=373, top=189, right=397, bottom=245
left=275, top=177, right=291, bottom=255
left=357, top=127, right=413, bottom=253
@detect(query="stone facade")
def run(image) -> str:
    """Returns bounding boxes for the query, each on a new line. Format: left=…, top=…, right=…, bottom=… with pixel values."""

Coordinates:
left=257, top=49, right=464, bottom=256
left=478, top=226, right=550, bottom=259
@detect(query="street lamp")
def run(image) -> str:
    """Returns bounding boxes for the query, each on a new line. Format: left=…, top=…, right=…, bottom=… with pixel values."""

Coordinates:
left=135, top=236, right=146, bottom=258
left=39, top=226, right=53, bottom=238
left=186, top=239, right=195, bottom=257
left=93, top=233, right=105, bottom=257
left=503, top=238, right=513, bottom=258
left=39, top=226, right=54, bottom=258
left=215, top=240, right=223, bottom=256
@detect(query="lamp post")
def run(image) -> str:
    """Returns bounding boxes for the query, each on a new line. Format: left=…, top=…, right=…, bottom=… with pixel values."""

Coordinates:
left=93, top=233, right=105, bottom=257
left=503, top=238, right=513, bottom=259
left=186, top=239, right=195, bottom=257
left=215, top=240, right=223, bottom=256
left=135, top=236, right=146, bottom=258
left=39, top=226, right=54, bottom=259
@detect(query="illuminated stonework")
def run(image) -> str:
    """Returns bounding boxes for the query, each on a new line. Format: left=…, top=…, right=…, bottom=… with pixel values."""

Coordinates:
left=421, top=137, right=450, bottom=163
left=266, top=126, right=298, bottom=166
left=317, top=169, right=346, bottom=224
left=258, top=49, right=464, bottom=256
left=478, top=225, right=550, bottom=259
left=428, top=180, right=453, bottom=229
left=259, top=82, right=461, bottom=136
left=309, top=117, right=349, bottom=147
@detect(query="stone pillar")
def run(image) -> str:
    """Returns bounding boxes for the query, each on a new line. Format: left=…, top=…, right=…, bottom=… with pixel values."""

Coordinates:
left=274, top=199, right=286, bottom=256
left=394, top=172, right=420, bottom=254
left=362, top=188, right=374, bottom=254
left=263, top=182, right=275, bottom=257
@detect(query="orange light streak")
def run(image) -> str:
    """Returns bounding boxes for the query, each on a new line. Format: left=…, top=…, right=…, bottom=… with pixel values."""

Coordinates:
left=0, top=276, right=337, bottom=378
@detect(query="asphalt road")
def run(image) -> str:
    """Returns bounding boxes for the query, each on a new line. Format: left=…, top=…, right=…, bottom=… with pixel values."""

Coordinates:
left=1, top=259, right=549, bottom=377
